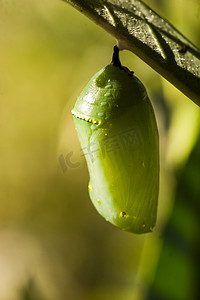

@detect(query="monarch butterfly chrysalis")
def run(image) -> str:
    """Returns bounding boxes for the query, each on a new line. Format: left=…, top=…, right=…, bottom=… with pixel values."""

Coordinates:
left=72, top=46, right=159, bottom=234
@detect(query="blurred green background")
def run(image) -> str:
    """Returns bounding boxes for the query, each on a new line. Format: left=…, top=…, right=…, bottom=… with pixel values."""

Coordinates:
left=1, top=0, right=200, bottom=299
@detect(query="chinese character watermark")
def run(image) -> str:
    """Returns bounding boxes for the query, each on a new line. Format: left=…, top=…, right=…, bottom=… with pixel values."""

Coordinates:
left=58, top=127, right=141, bottom=173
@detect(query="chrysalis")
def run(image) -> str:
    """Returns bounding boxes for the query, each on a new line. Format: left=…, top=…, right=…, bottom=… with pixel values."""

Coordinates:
left=72, top=46, right=159, bottom=234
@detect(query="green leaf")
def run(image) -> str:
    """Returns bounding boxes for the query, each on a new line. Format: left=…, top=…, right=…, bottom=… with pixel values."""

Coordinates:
left=62, top=0, right=200, bottom=106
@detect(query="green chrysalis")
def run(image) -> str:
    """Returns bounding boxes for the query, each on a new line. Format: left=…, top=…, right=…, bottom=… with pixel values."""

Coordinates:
left=72, top=46, right=159, bottom=234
